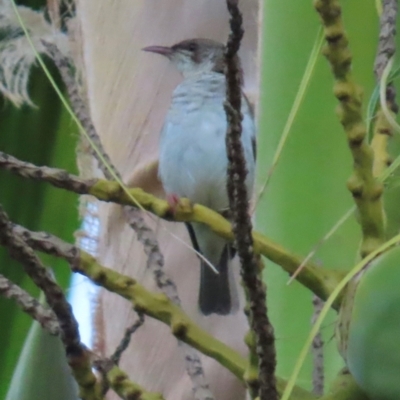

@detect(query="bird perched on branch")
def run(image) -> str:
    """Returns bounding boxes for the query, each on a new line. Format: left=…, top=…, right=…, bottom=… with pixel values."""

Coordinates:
left=143, top=38, right=256, bottom=315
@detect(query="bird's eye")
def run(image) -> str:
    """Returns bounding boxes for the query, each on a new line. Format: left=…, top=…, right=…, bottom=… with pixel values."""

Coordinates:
left=187, top=43, right=197, bottom=52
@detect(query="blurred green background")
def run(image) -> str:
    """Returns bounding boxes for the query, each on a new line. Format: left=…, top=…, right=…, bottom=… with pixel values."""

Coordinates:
left=256, top=0, right=397, bottom=391
left=0, top=1, right=79, bottom=398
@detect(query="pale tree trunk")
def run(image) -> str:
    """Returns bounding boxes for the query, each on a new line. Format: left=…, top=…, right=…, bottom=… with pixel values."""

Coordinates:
left=75, top=1, right=260, bottom=399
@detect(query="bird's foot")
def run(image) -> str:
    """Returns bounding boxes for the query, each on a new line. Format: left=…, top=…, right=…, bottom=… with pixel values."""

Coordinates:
left=166, top=193, right=181, bottom=214
left=165, top=194, right=193, bottom=219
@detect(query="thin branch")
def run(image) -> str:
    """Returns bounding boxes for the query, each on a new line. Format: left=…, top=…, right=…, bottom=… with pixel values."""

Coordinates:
left=42, top=41, right=117, bottom=180
left=97, top=314, right=146, bottom=396
left=0, top=205, right=101, bottom=400
left=180, top=344, right=215, bottom=400
left=224, top=2, right=276, bottom=398
left=0, top=151, right=343, bottom=307
left=0, top=152, right=92, bottom=192
left=311, top=295, right=324, bottom=396
left=111, top=313, right=145, bottom=365
left=43, top=41, right=212, bottom=399
left=371, top=0, right=398, bottom=177
left=314, top=0, right=386, bottom=257
left=122, top=207, right=180, bottom=304
left=374, top=0, right=398, bottom=82
left=378, top=0, right=398, bottom=113
left=0, top=273, right=60, bottom=335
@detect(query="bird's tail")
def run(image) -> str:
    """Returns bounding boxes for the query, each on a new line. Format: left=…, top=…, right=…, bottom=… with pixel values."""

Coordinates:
left=198, top=245, right=235, bottom=315
left=185, top=222, right=238, bottom=316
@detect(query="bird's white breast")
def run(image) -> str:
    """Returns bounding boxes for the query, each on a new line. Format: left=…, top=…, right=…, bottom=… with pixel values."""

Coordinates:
left=159, top=72, right=255, bottom=212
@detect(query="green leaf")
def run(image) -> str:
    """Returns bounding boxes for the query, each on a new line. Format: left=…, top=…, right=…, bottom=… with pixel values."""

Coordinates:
left=0, top=66, right=79, bottom=399
left=6, top=320, right=78, bottom=400
left=346, top=246, right=400, bottom=400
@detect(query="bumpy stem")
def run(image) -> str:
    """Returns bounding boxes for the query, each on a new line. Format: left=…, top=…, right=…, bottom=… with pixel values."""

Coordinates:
left=314, top=0, right=386, bottom=257
left=224, top=1, right=277, bottom=399
left=5, top=221, right=317, bottom=397
left=311, top=295, right=325, bottom=396
left=0, top=206, right=101, bottom=400
left=0, top=274, right=60, bottom=335
left=94, top=361, right=164, bottom=400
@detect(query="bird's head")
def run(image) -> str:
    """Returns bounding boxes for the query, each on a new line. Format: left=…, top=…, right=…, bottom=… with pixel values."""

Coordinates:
left=142, top=38, right=227, bottom=79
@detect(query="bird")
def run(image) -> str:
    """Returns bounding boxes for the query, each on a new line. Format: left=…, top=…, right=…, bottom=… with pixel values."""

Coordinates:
left=143, top=38, right=256, bottom=315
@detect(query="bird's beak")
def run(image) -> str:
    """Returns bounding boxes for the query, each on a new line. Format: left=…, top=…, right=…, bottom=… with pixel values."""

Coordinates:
left=142, top=45, right=173, bottom=57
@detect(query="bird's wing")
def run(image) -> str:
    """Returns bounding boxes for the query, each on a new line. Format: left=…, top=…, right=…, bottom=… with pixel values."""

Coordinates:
left=243, top=92, right=257, bottom=161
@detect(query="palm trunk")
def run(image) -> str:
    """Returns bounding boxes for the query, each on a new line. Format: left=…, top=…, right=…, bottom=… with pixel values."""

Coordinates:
left=76, top=1, right=259, bottom=398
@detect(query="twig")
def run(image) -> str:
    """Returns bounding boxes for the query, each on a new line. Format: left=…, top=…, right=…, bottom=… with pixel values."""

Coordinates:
left=0, top=152, right=93, bottom=192
left=42, top=41, right=117, bottom=179
left=95, top=313, right=146, bottom=396
left=0, top=273, right=60, bottom=335
left=374, top=0, right=398, bottom=83
left=371, top=0, right=398, bottom=177
left=0, top=150, right=344, bottom=306
left=122, top=207, right=180, bottom=305
left=111, top=313, right=145, bottom=365
left=0, top=205, right=101, bottom=400
left=311, top=295, right=324, bottom=396
left=43, top=41, right=212, bottom=399
left=378, top=0, right=398, bottom=113
left=181, top=345, right=215, bottom=400
left=314, top=0, right=386, bottom=257
left=224, top=1, right=277, bottom=399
